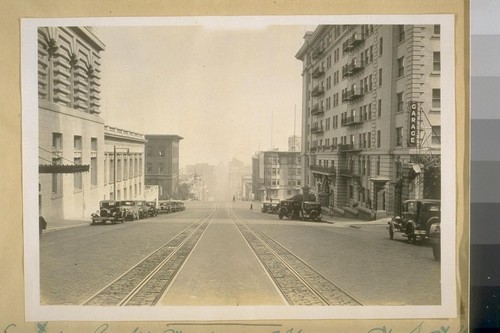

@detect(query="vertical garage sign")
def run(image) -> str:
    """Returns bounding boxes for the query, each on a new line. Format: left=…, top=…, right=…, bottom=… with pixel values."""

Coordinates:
left=408, top=101, right=419, bottom=147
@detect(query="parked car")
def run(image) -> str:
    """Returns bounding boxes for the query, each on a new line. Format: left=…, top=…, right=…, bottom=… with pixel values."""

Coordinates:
left=261, top=201, right=272, bottom=213
left=269, top=202, right=280, bottom=214
left=91, top=200, right=126, bottom=225
left=302, top=201, right=322, bottom=221
left=158, top=200, right=171, bottom=214
left=135, top=200, right=148, bottom=219
left=146, top=201, right=158, bottom=217
left=388, top=199, right=440, bottom=244
left=278, top=200, right=303, bottom=220
left=120, top=200, right=140, bottom=220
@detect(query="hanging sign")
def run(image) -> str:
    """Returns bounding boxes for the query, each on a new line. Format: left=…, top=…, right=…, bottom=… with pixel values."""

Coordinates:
left=408, top=101, right=419, bottom=147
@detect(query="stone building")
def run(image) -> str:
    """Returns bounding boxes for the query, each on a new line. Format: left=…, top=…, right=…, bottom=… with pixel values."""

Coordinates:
left=144, top=134, right=183, bottom=200
left=38, top=27, right=106, bottom=221
left=252, top=151, right=302, bottom=202
left=296, top=24, right=441, bottom=219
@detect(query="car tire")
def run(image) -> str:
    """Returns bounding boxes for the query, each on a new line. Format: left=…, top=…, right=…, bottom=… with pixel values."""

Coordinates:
left=432, top=244, right=441, bottom=261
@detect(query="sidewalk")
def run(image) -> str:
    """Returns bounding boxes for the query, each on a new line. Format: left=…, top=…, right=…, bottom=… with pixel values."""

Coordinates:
left=43, top=217, right=90, bottom=233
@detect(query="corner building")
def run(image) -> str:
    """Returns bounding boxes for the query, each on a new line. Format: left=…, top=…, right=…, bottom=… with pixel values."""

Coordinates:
left=38, top=27, right=106, bottom=221
left=296, top=25, right=441, bottom=219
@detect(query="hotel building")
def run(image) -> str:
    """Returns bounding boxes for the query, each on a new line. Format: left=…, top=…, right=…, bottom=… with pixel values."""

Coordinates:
left=296, top=25, right=441, bottom=219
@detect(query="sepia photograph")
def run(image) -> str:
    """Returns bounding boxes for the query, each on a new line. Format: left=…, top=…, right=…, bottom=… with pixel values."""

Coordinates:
left=22, top=15, right=456, bottom=321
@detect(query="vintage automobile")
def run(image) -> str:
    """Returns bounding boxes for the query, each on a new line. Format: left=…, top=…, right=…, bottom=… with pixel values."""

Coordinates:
left=135, top=200, right=148, bottom=219
left=388, top=199, right=440, bottom=244
left=158, top=200, right=171, bottom=214
left=261, top=201, right=272, bottom=213
left=120, top=200, right=141, bottom=220
left=269, top=202, right=280, bottom=214
left=169, top=200, right=185, bottom=212
left=278, top=200, right=303, bottom=220
left=429, top=222, right=441, bottom=261
left=146, top=201, right=158, bottom=217
left=91, top=200, right=125, bottom=225
left=302, top=201, right=322, bottom=221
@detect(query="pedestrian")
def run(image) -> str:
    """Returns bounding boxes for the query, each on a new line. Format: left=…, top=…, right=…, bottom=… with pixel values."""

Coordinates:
left=39, top=216, right=47, bottom=236
left=250, top=203, right=253, bottom=210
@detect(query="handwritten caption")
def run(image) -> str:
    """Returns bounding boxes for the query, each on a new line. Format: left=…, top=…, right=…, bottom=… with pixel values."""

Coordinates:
left=2, top=322, right=466, bottom=333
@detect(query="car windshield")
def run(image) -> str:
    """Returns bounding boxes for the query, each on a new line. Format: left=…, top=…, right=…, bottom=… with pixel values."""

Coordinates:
left=121, top=201, right=134, bottom=206
left=101, top=202, right=116, bottom=208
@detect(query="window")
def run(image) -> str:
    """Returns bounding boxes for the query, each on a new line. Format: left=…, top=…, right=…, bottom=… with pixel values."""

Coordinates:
left=326, top=76, right=331, bottom=90
left=52, top=133, right=62, bottom=150
left=117, top=158, right=122, bottom=181
left=368, top=132, right=371, bottom=148
left=91, top=137, right=97, bottom=151
left=432, top=89, right=441, bottom=109
left=146, top=148, right=153, bottom=157
left=158, top=148, right=165, bottom=157
left=397, top=92, right=404, bottom=112
left=433, top=52, right=441, bottom=72
left=52, top=157, right=62, bottom=194
left=379, top=37, right=383, bottom=55
left=378, top=68, right=382, bottom=86
left=159, top=163, right=165, bottom=174
left=74, top=135, right=82, bottom=150
left=109, top=158, right=114, bottom=183
left=433, top=25, right=440, bottom=35
left=74, top=157, right=82, bottom=190
left=91, top=157, right=97, bottom=186
left=431, top=126, right=441, bottom=145
left=398, top=25, right=405, bottom=43
left=376, top=156, right=380, bottom=175
left=147, top=163, right=153, bottom=174
left=124, top=158, right=128, bottom=180
left=397, top=57, right=405, bottom=77
left=396, top=127, right=403, bottom=146
left=378, top=99, right=382, bottom=117
left=377, top=130, right=381, bottom=148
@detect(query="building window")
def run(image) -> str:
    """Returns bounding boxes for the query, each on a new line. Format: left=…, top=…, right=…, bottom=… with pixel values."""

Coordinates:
left=147, top=163, right=153, bottom=174
left=433, top=52, right=441, bottom=72
left=397, top=57, right=405, bottom=77
left=379, top=37, right=383, bottom=55
left=378, top=99, right=382, bottom=117
left=431, top=126, right=441, bottom=145
left=159, top=163, right=165, bottom=174
left=432, top=89, right=441, bottom=109
left=368, top=132, right=371, bottom=148
left=124, top=158, right=128, bottom=180
left=52, top=133, right=62, bottom=150
left=378, top=68, right=382, bottom=86
left=91, top=157, right=97, bottom=186
left=377, top=130, right=381, bottom=148
left=397, top=92, right=404, bottom=112
left=376, top=156, right=380, bottom=175
left=91, top=137, right=97, bottom=151
left=434, top=25, right=440, bottom=35
left=74, top=157, right=82, bottom=190
left=109, top=158, right=114, bottom=183
left=396, top=127, right=403, bottom=147
left=52, top=158, right=62, bottom=194
left=398, top=25, right=405, bottom=43
left=74, top=135, right=82, bottom=151
left=117, top=158, right=122, bottom=181
left=158, top=148, right=165, bottom=157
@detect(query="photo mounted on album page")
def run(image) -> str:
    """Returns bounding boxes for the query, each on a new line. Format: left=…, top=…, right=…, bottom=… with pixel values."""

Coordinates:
left=21, top=14, right=457, bottom=322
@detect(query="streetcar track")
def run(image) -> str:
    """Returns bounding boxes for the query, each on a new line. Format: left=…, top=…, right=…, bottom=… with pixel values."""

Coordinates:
left=227, top=204, right=362, bottom=306
left=82, top=203, right=217, bottom=306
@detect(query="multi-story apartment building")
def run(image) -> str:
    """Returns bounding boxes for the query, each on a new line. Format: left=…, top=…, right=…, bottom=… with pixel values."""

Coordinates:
left=144, top=134, right=183, bottom=200
left=38, top=27, right=106, bottom=221
left=103, top=125, right=146, bottom=201
left=296, top=24, right=441, bottom=219
left=252, top=151, right=302, bottom=202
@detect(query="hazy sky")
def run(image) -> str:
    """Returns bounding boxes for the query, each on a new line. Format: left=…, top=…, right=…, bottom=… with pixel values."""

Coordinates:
left=98, top=24, right=310, bottom=167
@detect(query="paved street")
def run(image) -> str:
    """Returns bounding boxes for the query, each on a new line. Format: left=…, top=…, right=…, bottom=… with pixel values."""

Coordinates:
left=40, top=200, right=440, bottom=306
